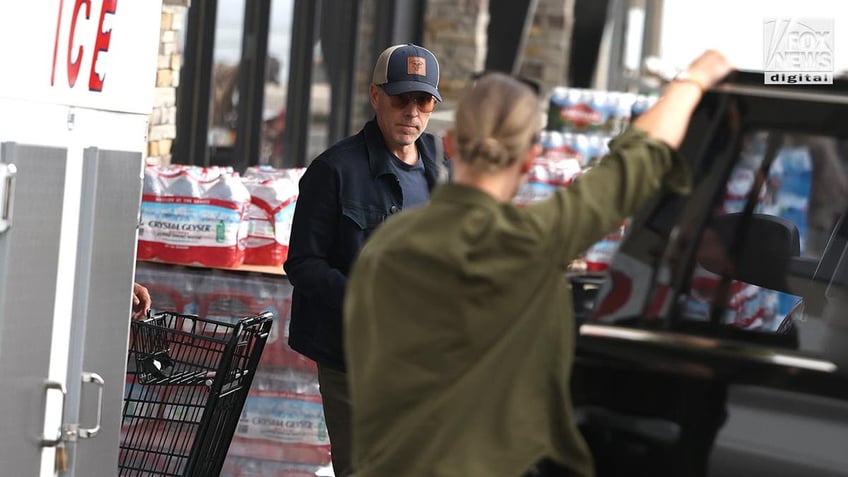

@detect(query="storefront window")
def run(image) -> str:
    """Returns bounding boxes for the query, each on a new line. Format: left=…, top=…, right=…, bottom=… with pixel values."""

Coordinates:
left=208, top=0, right=245, bottom=149
left=174, top=0, right=353, bottom=170
left=260, top=0, right=294, bottom=167
left=308, top=40, right=331, bottom=164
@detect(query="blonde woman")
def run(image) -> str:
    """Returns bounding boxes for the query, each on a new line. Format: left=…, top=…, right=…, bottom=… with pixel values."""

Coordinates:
left=344, top=51, right=733, bottom=477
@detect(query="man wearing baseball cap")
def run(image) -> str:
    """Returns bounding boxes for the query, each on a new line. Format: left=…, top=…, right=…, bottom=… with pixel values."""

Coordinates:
left=284, top=43, right=449, bottom=476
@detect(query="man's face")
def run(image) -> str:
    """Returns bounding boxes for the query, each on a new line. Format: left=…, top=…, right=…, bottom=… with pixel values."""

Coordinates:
left=370, top=85, right=436, bottom=153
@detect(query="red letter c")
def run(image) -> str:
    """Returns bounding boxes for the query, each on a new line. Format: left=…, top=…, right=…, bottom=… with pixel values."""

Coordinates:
left=67, top=0, right=91, bottom=88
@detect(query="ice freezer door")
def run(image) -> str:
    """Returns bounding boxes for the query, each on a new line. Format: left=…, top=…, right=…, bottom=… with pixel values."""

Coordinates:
left=64, top=147, right=143, bottom=477
left=0, top=142, right=68, bottom=475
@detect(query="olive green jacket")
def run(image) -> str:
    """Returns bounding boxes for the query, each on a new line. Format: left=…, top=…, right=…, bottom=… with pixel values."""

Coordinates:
left=344, top=127, right=691, bottom=477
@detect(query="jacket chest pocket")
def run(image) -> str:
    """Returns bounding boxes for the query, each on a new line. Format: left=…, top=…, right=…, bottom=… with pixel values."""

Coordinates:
left=342, top=203, right=388, bottom=231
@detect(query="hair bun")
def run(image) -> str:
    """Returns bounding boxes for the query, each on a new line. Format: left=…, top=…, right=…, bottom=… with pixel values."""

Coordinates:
left=471, top=137, right=507, bottom=165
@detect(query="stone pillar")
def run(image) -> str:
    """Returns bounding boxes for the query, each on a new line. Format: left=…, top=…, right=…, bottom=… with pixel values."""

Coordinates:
left=519, top=0, right=575, bottom=96
left=422, top=0, right=574, bottom=104
left=421, top=0, right=574, bottom=133
left=147, top=1, right=189, bottom=165
left=423, top=0, right=489, bottom=107
left=350, top=0, right=378, bottom=132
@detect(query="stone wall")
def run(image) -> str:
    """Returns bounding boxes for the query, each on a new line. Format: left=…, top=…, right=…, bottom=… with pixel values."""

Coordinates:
left=423, top=0, right=489, bottom=109
left=147, top=0, right=189, bottom=166
left=422, top=0, right=574, bottom=105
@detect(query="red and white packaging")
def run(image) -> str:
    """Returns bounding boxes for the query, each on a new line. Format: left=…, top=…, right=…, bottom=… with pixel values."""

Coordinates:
left=227, top=390, right=332, bottom=466
left=514, top=152, right=583, bottom=206
left=138, top=165, right=251, bottom=268
left=686, top=267, right=778, bottom=330
left=243, top=172, right=300, bottom=267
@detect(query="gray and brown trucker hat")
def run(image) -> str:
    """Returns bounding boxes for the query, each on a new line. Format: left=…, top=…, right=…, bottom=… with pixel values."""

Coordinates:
left=372, top=43, right=442, bottom=101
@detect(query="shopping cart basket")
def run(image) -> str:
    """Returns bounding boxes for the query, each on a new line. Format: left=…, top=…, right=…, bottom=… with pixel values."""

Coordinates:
left=119, top=310, right=273, bottom=476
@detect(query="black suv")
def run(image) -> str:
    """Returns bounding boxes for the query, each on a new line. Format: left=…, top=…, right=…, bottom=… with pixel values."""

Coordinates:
left=571, top=71, right=848, bottom=477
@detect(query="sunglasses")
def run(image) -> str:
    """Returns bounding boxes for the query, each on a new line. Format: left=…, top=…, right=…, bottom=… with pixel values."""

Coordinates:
left=381, top=87, right=437, bottom=113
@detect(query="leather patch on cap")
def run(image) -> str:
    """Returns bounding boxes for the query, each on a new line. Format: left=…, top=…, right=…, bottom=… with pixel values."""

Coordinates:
left=407, top=56, right=426, bottom=76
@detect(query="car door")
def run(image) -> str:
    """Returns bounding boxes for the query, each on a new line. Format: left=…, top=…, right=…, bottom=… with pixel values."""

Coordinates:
left=575, top=72, right=848, bottom=477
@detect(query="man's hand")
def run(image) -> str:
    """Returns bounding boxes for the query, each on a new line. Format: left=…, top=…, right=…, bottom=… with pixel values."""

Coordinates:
left=132, top=282, right=152, bottom=320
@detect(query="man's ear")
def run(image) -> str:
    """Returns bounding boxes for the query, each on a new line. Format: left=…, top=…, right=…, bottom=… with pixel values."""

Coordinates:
left=369, top=84, right=380, bottom=110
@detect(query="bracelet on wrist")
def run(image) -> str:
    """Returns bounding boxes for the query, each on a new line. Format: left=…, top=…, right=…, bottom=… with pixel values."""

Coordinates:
left=673, top=70, right=707, bottom=93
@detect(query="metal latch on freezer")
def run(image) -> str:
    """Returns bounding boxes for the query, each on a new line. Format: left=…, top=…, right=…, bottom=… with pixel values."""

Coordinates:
left=63, top=372, right=106, bottom=442
left=0, top=161, right=16, bottom=233
left=41, top=372, right=106, bottom=447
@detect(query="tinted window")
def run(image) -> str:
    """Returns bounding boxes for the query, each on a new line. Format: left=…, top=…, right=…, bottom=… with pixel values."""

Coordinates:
left=590, top=79, right=848, bottom=365
left=676, top=130, right=847, bottom=341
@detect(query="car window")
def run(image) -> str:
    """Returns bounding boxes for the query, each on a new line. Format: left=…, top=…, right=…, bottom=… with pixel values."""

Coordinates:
left=584, top=76, right=848, bottom=394
left=672, top=129, right=848, bottom=347
left=586, top=72, right=848, bottom=362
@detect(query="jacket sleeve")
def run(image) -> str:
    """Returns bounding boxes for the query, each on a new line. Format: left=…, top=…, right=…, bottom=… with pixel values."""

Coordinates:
left=525, top=126, right=692, bottom=268
left=284, top=159, right=347, bottom=311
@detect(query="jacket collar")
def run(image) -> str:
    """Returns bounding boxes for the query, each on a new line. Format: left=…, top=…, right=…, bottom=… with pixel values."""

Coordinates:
left=363, top=118, right=443, bottom=188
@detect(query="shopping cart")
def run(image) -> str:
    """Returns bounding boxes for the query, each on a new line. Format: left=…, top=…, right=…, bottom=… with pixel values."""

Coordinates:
left=119, top=310, right=273, bottom=476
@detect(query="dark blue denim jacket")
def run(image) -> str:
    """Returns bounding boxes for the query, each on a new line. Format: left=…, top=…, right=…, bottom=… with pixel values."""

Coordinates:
left=284, top=118, right=448, bottom=370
